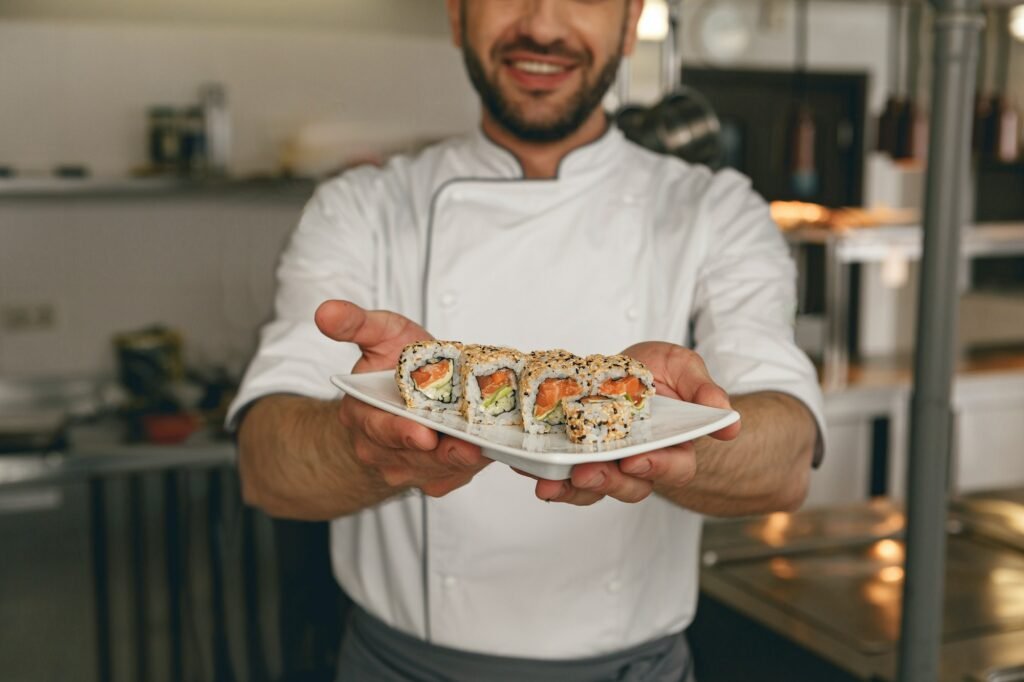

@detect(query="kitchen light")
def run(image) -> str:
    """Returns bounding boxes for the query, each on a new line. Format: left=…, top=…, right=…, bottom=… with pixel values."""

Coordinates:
left=638, top=0, right=670, bottom=42
left=1011, top=5, right=1024, bottom=42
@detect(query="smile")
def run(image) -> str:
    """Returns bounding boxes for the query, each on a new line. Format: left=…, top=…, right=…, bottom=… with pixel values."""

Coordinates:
left=511, top=60, right=568, bottom=75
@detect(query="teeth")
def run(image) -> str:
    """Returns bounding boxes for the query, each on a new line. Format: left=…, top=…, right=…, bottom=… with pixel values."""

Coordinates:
left=513, top=60, right=566, bottom=75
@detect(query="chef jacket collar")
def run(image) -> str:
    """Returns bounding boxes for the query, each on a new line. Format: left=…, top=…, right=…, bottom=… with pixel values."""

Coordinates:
left=470, top=119, right=624, bottom=181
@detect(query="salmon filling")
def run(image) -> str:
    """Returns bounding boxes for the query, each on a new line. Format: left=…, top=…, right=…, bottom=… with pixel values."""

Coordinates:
left=476, top=369, right=516, bottom=415
left=598, top=376, right=646, bottom=407
left=534, top=378, right=582, bottom=423
left=477, top=369, right=513, bottom=397
left=410, top=359, right=454, bottom=403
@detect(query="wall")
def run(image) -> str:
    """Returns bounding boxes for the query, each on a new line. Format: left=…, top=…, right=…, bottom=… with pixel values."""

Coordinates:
left=0, top=1, right=477, bottom=379
left=0, top=193, right=304, bottom=379
left=2, top=1, right=1021, bottom=380
left=0, top=0, right=450, bottom=36
left=0, top=14, right=477, bottom=177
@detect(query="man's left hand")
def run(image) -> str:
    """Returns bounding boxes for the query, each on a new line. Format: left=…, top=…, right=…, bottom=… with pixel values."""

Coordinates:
left=530, top=341, right=741, bottom=506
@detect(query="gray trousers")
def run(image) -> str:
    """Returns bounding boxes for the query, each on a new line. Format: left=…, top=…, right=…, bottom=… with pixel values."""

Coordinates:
left=336, top=605, right=696, bottom=682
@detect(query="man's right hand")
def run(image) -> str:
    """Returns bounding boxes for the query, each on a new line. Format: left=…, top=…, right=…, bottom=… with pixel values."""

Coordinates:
left=315, top=300, right=489, bottom=498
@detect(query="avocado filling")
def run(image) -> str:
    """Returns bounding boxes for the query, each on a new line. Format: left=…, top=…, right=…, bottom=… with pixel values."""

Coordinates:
left=536, top=401, right=567, bottom=425
left=415, top=363, right=454, bottom=403
left=601, top=392, right=646, bottom=412
left=481, top=385, right=515, bottom=416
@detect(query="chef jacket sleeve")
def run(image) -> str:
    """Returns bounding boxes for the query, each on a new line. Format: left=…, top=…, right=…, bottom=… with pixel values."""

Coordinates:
left=225, top=173, right=378, bottom=429
left=691, top=169, right=826, bottom=465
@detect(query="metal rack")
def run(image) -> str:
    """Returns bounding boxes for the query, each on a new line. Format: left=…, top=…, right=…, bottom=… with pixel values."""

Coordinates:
left=785, top=222, right=1024, bottom=390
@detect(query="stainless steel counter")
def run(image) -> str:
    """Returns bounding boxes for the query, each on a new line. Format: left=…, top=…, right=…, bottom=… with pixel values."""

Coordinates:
left=0, top=435, right=234, bottom=491
left=0, top=420, right=240, bottom=682
left=784, top=222, right=1024, bottom=391
left=699, top=496, right=1024, bottom=681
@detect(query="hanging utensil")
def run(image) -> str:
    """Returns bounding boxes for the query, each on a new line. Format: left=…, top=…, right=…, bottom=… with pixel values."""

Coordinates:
left=971, top=8, right=993, bottom=156
left=992, top=6, right=1020, bottom=163
left=788, top=0, right=818, bottom=198
left=878, top=0, right=908, bottom=157
left=616, top=0, right=722, bottom=166
left=900, top=1, right=929, bottom=161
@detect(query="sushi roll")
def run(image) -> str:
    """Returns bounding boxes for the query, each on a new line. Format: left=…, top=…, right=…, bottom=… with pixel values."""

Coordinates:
left=586, top=354, right=656, bottom=420
left=459, top=345, right=527, bottom=426
left=564, top=397, right=634, bottom=444
left=520, top=349, right=590, bottom=435
left=395, top=340, right=463, bottom=410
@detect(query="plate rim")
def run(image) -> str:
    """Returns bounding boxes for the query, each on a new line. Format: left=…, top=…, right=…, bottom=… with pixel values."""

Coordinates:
left=330, top=370, right=740, bottom=465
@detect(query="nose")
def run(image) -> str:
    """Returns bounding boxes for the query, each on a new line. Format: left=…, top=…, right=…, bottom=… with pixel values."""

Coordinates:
left=514, top=0, right=570, bottom=46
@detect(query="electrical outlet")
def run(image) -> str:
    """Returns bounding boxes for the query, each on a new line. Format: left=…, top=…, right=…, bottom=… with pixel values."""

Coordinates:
left=1, top=303, right=58, bottom=333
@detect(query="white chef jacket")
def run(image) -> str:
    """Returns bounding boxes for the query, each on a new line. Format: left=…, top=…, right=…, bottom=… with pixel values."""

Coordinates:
left=227, top=125, right=826, bottom=660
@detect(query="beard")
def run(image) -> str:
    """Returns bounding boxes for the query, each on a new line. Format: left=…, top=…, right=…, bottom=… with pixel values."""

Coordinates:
left=460, top=10, right=626, bottom=142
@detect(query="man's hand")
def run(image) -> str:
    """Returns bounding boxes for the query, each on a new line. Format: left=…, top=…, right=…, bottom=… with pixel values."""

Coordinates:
left=531, top=342, right=740, bottom=506
left=315, top=300, right=489, bottom=498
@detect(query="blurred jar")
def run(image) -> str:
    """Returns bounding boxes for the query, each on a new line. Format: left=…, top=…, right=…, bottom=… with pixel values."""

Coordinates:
left=177, top=106, right=207, bottom=175
left=200, top=83, right=231, bottom=176
left=147, top=106, right=179, bottom=172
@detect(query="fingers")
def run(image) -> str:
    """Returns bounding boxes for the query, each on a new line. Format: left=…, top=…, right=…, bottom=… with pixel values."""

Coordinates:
left=623, top=342, right=726, bottom=404
left=536, top=444, right=698, bottom=506
left=534, top=461, right=654, bottom=506
left=571, top=462, right=654, bottom=503
left=535, top=479, right=605, bottom=506
left=624, top=342, right=740, bottom=441
left=340, top=395, right=488, bottom=496
left=340, top=398, right=437, bottom=451
left=619, top=444, right=697, bottom=489
left=434, top=435, right=487, bottom=470
left=315, top=300, right=429, bottom=350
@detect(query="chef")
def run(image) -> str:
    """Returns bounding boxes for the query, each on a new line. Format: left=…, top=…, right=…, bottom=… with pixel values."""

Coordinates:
left=230, top=0, right=825, bottom=680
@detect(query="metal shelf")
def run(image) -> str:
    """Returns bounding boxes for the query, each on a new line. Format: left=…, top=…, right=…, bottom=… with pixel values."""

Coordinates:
left=787, top=222, right=1024, bottom=391
left=0, top=175, right=314, bottom=200
left=786, top=222, right=1024, bottom=264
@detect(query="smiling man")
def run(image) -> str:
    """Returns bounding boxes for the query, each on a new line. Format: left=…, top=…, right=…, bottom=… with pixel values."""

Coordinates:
left=232, top=1, right=824, bottom=680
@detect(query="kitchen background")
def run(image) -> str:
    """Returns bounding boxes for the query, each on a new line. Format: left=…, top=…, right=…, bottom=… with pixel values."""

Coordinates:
left=2, top=0, right=1022, bottom=379
left=3, top=0, right=1024, bottom=681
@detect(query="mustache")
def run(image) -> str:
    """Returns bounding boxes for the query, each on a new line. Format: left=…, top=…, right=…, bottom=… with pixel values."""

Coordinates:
left=494, top=37, right=591, bottom=66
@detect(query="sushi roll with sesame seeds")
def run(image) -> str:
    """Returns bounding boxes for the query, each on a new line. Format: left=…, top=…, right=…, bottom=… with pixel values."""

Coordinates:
left=459, top=345, right=526, bottom=426
left=395, top=340, right=463, bottom=411
left=520, top=349, right=590, bottom=435
left=586, top=354, right=656, bottom=420
left=564, top=397, right=634, bottom=444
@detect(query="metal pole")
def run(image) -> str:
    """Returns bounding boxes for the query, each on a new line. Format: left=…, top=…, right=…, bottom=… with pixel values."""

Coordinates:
left=661, top=0, right=682, bottom=94
left=898, top=1, right=983, bottom=680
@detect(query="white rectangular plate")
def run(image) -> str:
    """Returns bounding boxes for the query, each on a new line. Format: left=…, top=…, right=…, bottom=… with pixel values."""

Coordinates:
left=331, top=371, right=739, bottom=480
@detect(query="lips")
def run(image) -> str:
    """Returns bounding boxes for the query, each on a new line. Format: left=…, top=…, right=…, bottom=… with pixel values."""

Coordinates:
left=501, top=52, right=579, bottom=91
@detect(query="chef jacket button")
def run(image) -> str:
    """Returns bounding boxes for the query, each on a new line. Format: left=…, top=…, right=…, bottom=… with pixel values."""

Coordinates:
left=626, top=306, right=640, bottom=321
left=443, top=575, right=458, bottom=589
left=449, top=190, right=465, bottom=202
left=441, top=293, right=457, bottom=308
left=607, top=579, right=622, bottom=593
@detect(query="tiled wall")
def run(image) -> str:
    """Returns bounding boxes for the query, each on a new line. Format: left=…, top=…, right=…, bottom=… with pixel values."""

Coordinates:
left=0, top=193, right=304, bottom=378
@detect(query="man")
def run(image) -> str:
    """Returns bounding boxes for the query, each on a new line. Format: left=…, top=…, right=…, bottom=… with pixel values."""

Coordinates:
left=232, top=0, right=824, bottom=679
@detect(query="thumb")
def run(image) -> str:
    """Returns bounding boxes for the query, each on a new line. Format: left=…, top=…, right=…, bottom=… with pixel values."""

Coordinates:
left=693, top=383, right=741, bottom=441
left=315, top=300, right=429, bottom=348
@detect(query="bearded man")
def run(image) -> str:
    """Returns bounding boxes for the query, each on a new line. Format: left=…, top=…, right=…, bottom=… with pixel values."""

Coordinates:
left=231, top=1, right=824, bottom=680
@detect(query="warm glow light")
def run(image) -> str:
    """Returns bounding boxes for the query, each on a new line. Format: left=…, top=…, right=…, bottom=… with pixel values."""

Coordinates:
left=638, top=0, right=669, bottom=41
left=871, top=539, right=905, bottom=563
left=770, top=557, right=797, bottom=580
left=761, top=512, right=792, bottom=547
left=879, top=566, right=905, bottom=583
left=1011, top=5, right=1024, bottom=42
